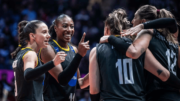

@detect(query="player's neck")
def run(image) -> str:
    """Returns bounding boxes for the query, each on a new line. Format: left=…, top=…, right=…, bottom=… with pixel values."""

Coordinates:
left=26, top=42, right=38, bottom=53
left=56, top=38, right=68, bottom=49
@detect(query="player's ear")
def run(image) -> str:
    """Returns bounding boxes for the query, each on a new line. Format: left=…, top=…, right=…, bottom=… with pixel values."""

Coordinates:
left=107, top=26, right=111, bottom=35
left=141, top=19, right=147, bottom=23
left=105, top=25, right=111, bottom=35
left=104, top=26, right=108, bottom=36
left=29, top=33, right=35, bottom=41
left=54, top=25, right=57, bottom=32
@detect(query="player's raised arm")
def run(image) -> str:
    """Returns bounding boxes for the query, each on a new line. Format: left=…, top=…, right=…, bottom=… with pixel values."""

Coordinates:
left=58, top=33, right=90, bottom=86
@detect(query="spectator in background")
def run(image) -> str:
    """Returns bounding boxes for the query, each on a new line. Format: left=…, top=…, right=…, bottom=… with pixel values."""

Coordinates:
left=21, top=5, right=37, bottom=21
left=0, top=73, right=11, bottom=101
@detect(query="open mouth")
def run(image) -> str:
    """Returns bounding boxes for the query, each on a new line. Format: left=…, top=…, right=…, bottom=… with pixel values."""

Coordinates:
left=64, top=34, right=71, bottom=40
left=44, top=40, right=49, bottom=45
left=44, top=40, right=48, bottom=42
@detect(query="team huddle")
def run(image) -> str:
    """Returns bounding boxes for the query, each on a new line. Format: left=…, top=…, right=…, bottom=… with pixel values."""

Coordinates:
left=11, top=4, right=180, bottom=101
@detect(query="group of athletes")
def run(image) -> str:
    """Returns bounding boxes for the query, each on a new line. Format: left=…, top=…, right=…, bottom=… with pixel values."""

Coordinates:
left=11, top=4, right=180, bottom=101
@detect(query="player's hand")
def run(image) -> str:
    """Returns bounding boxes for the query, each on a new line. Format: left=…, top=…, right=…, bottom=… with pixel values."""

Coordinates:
left=53, top=51, right=67, bottom=66
left=99, top=35, right=110, bottom=43
left=78, top=32, right=90, bottom=57
left=122, top=24, right=144, bottom=36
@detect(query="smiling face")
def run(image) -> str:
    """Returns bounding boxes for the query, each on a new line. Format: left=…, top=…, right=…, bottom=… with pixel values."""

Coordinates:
left=54, top=16, right=74, bottom=43
left=34, top=23, right=50, bottom=48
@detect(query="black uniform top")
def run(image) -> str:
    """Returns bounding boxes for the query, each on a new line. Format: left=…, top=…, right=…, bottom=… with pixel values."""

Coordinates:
left=146, top=29, right=179, bottom=100
left=12, top=47, right=44, bottom=101
left=42, top=39, right=77, bottom=101
left=96, top=37, right=146, bottom=101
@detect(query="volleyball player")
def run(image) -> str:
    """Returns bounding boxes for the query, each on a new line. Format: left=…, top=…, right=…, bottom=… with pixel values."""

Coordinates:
left=100, top=5, right=180, bottom=101
left=11, top=20, right=67, bottom=101
left=89, top=8, right=177, bottom=101
left=39, top=14, right=90, bottom=101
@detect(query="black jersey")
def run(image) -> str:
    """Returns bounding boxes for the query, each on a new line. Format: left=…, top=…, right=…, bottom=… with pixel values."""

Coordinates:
left=146, top=29, right=179, bottom=100
left=12, top=47, right=44, bottom=101
left=43, top=39, right=77, bottom=101
left=96, top=37, right=146, bottom=101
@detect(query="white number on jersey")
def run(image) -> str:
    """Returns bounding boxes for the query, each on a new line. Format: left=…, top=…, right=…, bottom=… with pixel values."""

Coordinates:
left=12, top=60, right=18, bottom=96
left=116, top=59, right=134, bottom=84
left=69, top=93, right=75, bottom=101
left=166, top=49, right=177, bottom=75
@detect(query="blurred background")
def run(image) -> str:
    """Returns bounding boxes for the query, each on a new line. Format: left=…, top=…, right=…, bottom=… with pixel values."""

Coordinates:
left=0, top=0, right=179, bottom=100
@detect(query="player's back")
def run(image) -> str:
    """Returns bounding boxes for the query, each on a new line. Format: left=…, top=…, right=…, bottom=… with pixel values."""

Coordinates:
left=146, top=29, right=180, bottom=100
left=96, top=41, right=146, bottom=101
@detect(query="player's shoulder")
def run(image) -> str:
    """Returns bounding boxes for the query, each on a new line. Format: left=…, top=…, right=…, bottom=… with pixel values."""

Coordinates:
left=72, top=45, right=78, bottom=53
left=91, top=47, right=97, bottom=53
left=41, top=45, right=55, bottom=55
left=97, top=43, right=111, bottom=48
left=40, top=45, right=56, bottom=63
left=22, top=50, right=37, bottom=60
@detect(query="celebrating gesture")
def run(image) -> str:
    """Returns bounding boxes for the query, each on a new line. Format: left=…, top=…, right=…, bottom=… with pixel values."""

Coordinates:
left=78, top=32, right=90, bottom=57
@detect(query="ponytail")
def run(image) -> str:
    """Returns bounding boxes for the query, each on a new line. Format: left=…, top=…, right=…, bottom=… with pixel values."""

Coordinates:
left=11, top=20, right=28, bottom=59
left=11, top=46, right=21, bottom=59
left=11, top=20, right=45, bottom=59
left=157, top=9, right=178, bottom=44
left=136, top=5, right=178, bottom=44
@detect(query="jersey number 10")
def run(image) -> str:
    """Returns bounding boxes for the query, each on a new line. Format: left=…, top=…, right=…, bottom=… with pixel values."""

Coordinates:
left=116, top=59, right=134, bottom=84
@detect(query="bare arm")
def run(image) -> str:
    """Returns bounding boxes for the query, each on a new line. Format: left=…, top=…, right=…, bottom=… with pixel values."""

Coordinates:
left=89, top=47, right=100, bottom=94
left=99, top=30, right=153, bottom=59
left=126, top=29, right=153, bottom=59
left=23, top=51, right=37, bottom=71
left=78, top=73, right=89, bottom=89
left=145, top=49, right=180, bottom=89
left=41, top=45, right=63, bottom=82
left=144, top=49, right=170, bottom=81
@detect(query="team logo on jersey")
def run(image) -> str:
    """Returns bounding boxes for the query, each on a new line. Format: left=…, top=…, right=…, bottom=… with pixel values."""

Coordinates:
left=68, top=72, right=77, bottom=87
left=70, top=46, right=75, bottom=53
left=54, top=47, right=60, bottom=52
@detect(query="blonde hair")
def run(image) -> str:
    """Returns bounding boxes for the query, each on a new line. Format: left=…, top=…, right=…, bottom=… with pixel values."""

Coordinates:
left=157, top=9, right=178, bottom=44
left=105, top=8, right=130, bottom=35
